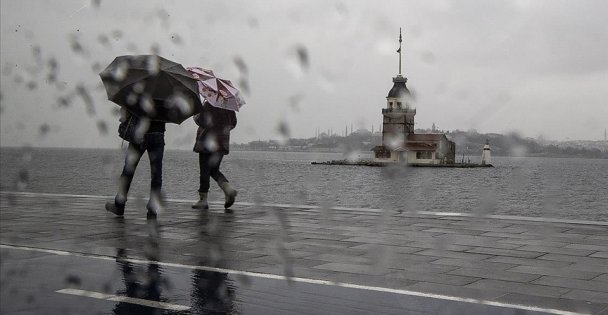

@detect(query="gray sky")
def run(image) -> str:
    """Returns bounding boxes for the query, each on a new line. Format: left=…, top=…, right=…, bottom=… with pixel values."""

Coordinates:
left=1, top=0, right=607, bottom=149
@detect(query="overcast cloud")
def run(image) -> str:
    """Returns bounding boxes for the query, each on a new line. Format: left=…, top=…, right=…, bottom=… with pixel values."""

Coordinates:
left=1, top=0, right=607, bottom=149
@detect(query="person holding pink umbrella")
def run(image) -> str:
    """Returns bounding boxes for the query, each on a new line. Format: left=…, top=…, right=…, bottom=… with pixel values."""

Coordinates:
left=188, top=67, right=245, bottom=210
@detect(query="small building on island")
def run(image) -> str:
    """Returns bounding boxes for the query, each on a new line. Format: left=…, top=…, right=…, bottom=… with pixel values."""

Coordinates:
left=373, top=29, right=456, bottom=165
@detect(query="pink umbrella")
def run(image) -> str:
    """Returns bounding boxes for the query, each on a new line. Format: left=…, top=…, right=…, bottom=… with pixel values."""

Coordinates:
left=186, top=67, right=246, bottom=112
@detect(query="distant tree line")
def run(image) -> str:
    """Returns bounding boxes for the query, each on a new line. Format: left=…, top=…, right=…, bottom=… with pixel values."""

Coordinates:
left=234, top=129, right=608, bottom=159
left=446, top=130, right=608, bottom=158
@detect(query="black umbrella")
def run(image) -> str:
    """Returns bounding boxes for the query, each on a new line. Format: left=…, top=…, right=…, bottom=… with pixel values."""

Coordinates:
left=100, top=55, right=203, bottom=124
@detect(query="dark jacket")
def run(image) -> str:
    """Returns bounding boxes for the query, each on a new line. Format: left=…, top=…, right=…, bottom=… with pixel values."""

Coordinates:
left=118, top=111, right=165, bottom=146
left=193, top=104, right=237, bottom=155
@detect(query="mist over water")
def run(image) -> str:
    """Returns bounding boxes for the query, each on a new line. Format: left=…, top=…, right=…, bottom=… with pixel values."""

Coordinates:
left=1, top=147, right=606, bottom=222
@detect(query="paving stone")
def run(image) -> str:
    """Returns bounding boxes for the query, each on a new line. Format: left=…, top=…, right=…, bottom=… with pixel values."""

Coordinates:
left=507, top=265, right=602, bottom=280
left=593, top=274, right=608, bottom=282
left=565, top=244, right=608, bottom=252
left=496, top=238, right=569, bottom=247
left=288, top=232, right=352, bottom=241
left=341, top=235, right=431, bottom=245
left=466, top=247, right=545, bottom=259
left=539, top=254, right=608, bottom=265
left=405, top=241, right=473, bottom=252
left=3, top=192, right=608, bottom=309
left=388, top=270, right=480, bottom=286
left=313, top=262, right=377, bottom=275
left=532, top=276, right=608, bottom=293
left=388, top=263, right=458, bottom=274
left=517, top=245, right=597, bottom=256
left=430, top=258, right=517, bottom=271
left=404, top=282, right=506, bottom=300
left=413, top=249, right=492, bottom=261
left=290, top=238, right=364, bottom=249
left=293, top=258, right=340, bottom=268
left=449, top=221, right=525, bottom=231
left=494, top=293, right=608, bottom=315
left=588, top=235, right=608, bottom=241
left=481, top=232, right=540, bottom=239
left=591, top=252, right=608, bottom=259
left=465, top=279, right=570, bottom=298
left=327, top=272, right=418, bottom=289
left=569, top=263, right=608, bottom=275
left=421, top=227, right=486, bottom=235
left=247, top=255, right=288, bottom=265
left=348, top=243, right=423, bottom=254
left=561, top=290, right=608, bottom=304
left=565, top=226, right=608, bottom=234
left=562, top=238, right=608, bottom=247
left=596, top=306, right=608, bottom=315
left=448, top=267, right=541, bottom=282
left=289, top=244, right=368, bottom=257
left=307, top=253, right=371, bottom=264
left=384, top=256, right=446, bottom=270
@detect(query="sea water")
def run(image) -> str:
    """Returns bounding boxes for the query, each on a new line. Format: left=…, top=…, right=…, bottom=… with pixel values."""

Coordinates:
left=1, top=147, right=607, bottom=221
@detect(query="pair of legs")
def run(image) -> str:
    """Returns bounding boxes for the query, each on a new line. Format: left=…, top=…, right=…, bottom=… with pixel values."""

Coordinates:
left=198, top=152, right=228, bottom=193
left=193, top=152, right=237, bottom=210
left=107, top=138, right=164, bottom=216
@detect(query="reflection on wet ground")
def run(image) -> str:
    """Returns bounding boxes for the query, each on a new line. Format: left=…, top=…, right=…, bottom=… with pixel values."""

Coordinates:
left=2, top=192, right=607, bottom=314
left=3, top=247, right=560, bottom=315
left=111, top=217, right=238, bottom=314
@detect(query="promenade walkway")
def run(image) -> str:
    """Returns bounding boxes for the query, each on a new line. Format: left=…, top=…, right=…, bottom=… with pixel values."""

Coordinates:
left=1, top=191, right=607, bottom=314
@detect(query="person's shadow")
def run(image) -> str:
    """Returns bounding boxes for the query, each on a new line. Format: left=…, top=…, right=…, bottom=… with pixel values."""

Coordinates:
left=112, top=217, right=173, bottom=315
left=110, top=213, right=240, bottom=314
left=188, top=211, right=238, bottom=314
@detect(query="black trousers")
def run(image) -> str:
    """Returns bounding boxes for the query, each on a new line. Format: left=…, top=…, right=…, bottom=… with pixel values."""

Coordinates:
left=198, top=152, right=228, bottom=193
left=117, top=138, right=164, bottom=202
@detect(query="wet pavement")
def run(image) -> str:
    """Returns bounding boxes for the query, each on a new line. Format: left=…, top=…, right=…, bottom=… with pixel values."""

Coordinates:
left=1, top=191, right=608, bottom=314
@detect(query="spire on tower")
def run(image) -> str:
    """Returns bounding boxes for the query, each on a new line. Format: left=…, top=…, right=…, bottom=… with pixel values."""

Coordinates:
left=397, top=28, right=403, bottom=75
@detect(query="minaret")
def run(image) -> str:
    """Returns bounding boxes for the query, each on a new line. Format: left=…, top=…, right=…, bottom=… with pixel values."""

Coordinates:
left=381, top=28, right=416, bottom=149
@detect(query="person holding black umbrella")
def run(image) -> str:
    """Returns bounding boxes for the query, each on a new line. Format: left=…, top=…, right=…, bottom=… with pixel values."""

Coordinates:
left=105, top=107, right=166, bottom=217
left=100, top=55, right=204, bottom=217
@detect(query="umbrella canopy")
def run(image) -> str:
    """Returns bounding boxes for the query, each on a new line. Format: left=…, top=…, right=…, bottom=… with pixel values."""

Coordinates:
left=187, top=67, right=246, bottom=112
left=100, top=55, right=203, bottom=124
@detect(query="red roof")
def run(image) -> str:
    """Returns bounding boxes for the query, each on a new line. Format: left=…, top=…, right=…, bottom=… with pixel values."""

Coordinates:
left=407, top=133, right=445, bottom=142
left=374, top=133, right=450, bottom=152
left=404, top=142, right=437, bottom=151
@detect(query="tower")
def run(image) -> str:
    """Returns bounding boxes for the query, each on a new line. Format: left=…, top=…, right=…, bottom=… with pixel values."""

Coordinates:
left=481, top=139, right=491, bottom=165
left=382, top=28, right=416, bottom=149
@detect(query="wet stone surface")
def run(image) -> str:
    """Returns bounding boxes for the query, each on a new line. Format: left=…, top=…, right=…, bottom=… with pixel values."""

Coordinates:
left=1, top=191, right=608, bottom=314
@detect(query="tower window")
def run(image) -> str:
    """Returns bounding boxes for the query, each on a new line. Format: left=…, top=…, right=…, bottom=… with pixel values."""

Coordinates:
left=397, top=102, right=402, bottom=108
left=389, top=101, right=393, bottom=108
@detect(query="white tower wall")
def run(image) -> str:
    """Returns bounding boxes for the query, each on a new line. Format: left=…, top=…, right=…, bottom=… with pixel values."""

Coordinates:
left=481, top=143, right=491, bottom=165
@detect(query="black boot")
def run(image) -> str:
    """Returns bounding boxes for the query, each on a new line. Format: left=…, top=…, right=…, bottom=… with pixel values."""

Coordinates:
left=105, top=201, right=125, bottom=216
left=146, top=190, right=163, bottom=218
left=219, top=181, right=237, bottom=209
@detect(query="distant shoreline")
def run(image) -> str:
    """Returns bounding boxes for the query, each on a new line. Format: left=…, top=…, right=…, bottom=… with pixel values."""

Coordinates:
left=1, top=146, right=606, bottom=159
